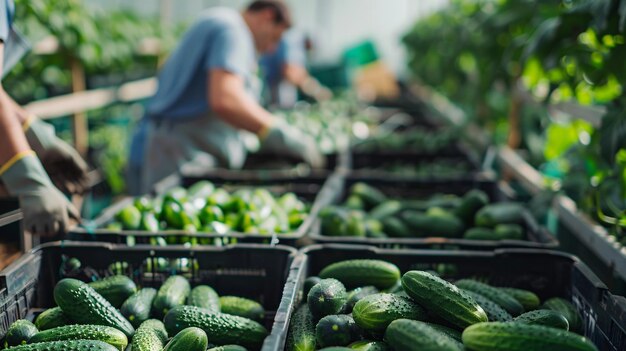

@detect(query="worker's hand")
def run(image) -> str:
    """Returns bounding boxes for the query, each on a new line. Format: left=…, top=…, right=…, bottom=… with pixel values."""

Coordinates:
left=0, top=152, right=80, bottom=236
left=259, top=119, right=325, bottom=168
left=302, top=77, right=333, bottom=102
left=24, top=117, right=90, bottom=194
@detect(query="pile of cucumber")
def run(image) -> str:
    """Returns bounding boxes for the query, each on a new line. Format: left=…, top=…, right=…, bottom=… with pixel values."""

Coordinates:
left=356, top=160, right=472, bottom=178
left=108, top=180, right=309, bottom=239
left=355, top=126, right=460, bottom=153
left=287, top=259, right=597, bottom=351
left=320, top=182, right=527, bottom=240
left=2, top=274, right=268, bottom=350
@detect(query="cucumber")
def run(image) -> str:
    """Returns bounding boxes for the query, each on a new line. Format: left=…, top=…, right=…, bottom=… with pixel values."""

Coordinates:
left=454, top=189, right=489, bottom=225
left=28, top=324, right=128, bottom=351
left=542, top=297, right=583, bottom=333
left=461, top=322, right=598, bottom=351
left=350, top=183, right=387, bottom=209
left=499, top=288, right=540, bottom=311
left=463, top=290, right=513, bottom=322
left=130, top=320, right=167, bottom=351
left=318, top=348, right=352, bottom=351
left=188, top=285, right=220, bottom=313
left=455, top=279, right=523, bottom=316
left=120, top=287, right=157, bottom=328
left=163, top=327, right=208, bottom=351
left=494, top=224, right=524, bottom=240
left=384, top=319, right=463, bottom=351
left=139, top=319, right=169, bottom=343
left=345, top=286, right=379, bottom=312
left=344, top=195, right=364, bottom=210
left=4, top=320, right=38, bottom=347
left=219, top=296, right=265, bottom=322
left=207, top=346, right=248, bottom=351
left=286, top=304, right=316, bottom=351
left=474, top=203, right=525, bottom=227
left=381, top=217, right=411, bottom=238
left=307, top=279, right=348, bottom=319
left=315, top=314, right=359, bottom=347
left=424, top=323, right=462, bottom=342
left=53, top=278, right=135, bottom=338
left=352, top=293, right=426, bottom=333
left=400, top=210, right=464, bottom=238
left=368, top=201, right=402, bottom=220
left=88, top=275, right=137, bottom=308
left=152, top=275, right=191, bottom=318
left=116, top=205, right=142, bottom=230
left=514, top=309, right=570, bottom=330
left=401, top=271, right=487, bottom=329
left=34, top=307, right=70, bottom=331
left=163, top=305, right=268, bottom=349
left=319, top=260, right=400, bottom=290
left=2, top=340, right=119, bottom=351
left=304, top=277, right=322, bottom=297
left=347, top=340, right=390, bottom=350
left=463, top=227, right=497, bottom=240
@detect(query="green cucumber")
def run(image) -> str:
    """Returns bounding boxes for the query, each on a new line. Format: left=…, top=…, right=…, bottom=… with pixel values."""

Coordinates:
left=34, top=307, right=70, bottom=331
left=120, top=287, right=157, bottom=328
left=163, top=305, right=268, bottom=349
left=463, top=227, right=497, bottom=240
left=494, top=224, right=524, bottom=240
left=344, top=195, right=364, bottom=210
left=499, top=288, right=540, bottom=311
left=381, top=217, right=411, bottom=238
left=28, top=324, right=128, bottom=351
left=461, top=322, right=598, bottom=351
left=307, top=279, right=348, bottom=319
left=424, top=323, right=462, bottom=342
left=152, top=275, right=191, bottom=318
left=116, top=205, right=142, bottom=230
left=318, top=348, right=352, bottom=351
left=219, top=296, right=265, bottom=322
left=455, top=279, right=523, bottom=316
left=350, top=183, right=387, bottom=209
left=304, top=277, right=322, bottom=298
left=4, top=320, right=38, bottom=347
left=463, top=290, right=513, bottom=322
left=319, top=260, right=400, bottom=290
left=368, top=201, right=402, bottom=220
left=454, top=189, right=489, bottom=225
left=347, top=340, right=390, bottom=350
left=286, top=304, right=316, bottom=351
left=345, top=286, right=379, bottom=312
left=188, top=285, right=220, bottom=313
left=88, top=275, right=137, bottom=308
left=400, top=210, right=464, bottom=238
left=475, top=203, right=525, bottom=227
left=53, top=278, right=134, bottom=338
left=401, top=271, right=487, bottom=329
left=2, top=340, right=119, bottom=351
left=139, top=319, right=168, bottom=342
left=163, top=327, right=208, bottom=351
left=514, top=309, right=570, bottom=330
left=352, top=293, right=426, bottom=333
left=384, top=319, right=463, bottom=351
left=542, top=297, right=583, bottom=333
left=316, top=314, right=359, bottom=347
left=130, top=320, right=167, bottom=351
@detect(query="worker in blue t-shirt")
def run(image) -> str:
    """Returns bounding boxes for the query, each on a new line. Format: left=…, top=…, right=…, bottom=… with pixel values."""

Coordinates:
left=259, top=30, right=331, bottom=107
left=129, top=0, right=323, bottom=195
left=0, top=0, right=88, bottom=236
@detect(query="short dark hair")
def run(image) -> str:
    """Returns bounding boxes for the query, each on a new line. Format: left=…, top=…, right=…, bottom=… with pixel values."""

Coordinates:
left=246, top=0, right=292, bottom=27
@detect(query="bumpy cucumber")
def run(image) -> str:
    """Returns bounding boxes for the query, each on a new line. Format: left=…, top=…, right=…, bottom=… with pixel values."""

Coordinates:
left=319, top=260, right=400, bottom=290
left=455, top=279, right=523, bottom=316
left=120, top=287, right=157, bottom=328
left=130, top=319, right=167, bottom=351
left=188, top=285, right=220, bottom=313
left=152, top=275, right=191, bottom=318
left=28, top=324, right=128, bottom=351
left=286, top=304, right=316, bottom=351
left=88, top=275, right=137, bottom=308
left=347, top=340, right=390, bottom=350
left=4, top=320, right=38, bottom=347
left=5, top=340, right=119, bottom=351
left=163, top=327, right=208, bottom=351
left=514, top=309, right=570, bottom=330
left=463, top=290, right=513, bottom=322
left=384, top=319, right=463, bottom=351
left=499, top=287, right=540, bottom=311
left=345, top=286, right=379, bottom=312
left=307, top=279, right=348, bottom=319
left=34, top=307, right=70, bottom=331
left=542, top=297, right=583, bottom=333
left=219, top=296, right=265, bottom=322
left=315, top=314, right=359, bottom=348
left=352, top=293, right=426, bottom=333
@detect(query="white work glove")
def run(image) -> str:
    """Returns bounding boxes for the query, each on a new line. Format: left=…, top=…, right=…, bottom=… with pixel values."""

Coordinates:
left=258, top=119, right=325, bottom=168
left=24, top=117, right=90, bottom=194
left=0, top=151, right=80, bottom=236
left=302, top=77, right=333, bottom=102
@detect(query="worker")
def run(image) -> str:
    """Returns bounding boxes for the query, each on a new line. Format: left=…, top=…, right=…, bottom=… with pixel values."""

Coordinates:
left=130, top=0, right=323, bottom=195
left=0, top=0, right=88, bottom=236
left=259, top=29, right=332, bottom=107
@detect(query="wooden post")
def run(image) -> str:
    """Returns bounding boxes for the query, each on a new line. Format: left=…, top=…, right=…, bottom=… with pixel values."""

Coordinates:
left=69, top=55, right=88, bottom=156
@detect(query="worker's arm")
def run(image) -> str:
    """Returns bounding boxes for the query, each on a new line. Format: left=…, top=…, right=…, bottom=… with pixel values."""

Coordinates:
left=0, top=44, right=29, bottom=164
left=208, top=69, right=273, bottom=134
left=282, top=63, right=332, bottom=101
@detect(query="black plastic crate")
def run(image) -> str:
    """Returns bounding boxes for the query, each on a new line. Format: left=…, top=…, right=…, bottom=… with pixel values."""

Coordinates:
left=70, top=174, right=335, bottom=247
left=308, top=175, right=559, bottom=250
left=263, top=244, right=626, bottom=351
left=0, top=241, right=304, bottom=351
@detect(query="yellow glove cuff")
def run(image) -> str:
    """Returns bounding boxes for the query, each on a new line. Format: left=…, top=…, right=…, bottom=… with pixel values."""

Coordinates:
left=0, top=150, right=35, bottom=176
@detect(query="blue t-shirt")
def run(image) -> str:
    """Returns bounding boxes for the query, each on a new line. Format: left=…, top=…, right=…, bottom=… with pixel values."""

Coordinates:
left=259, top=29, right=306, bottom=88
left=0, top=0, right=28, bottom=78
left=146, top=7, right=257, bottom=121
